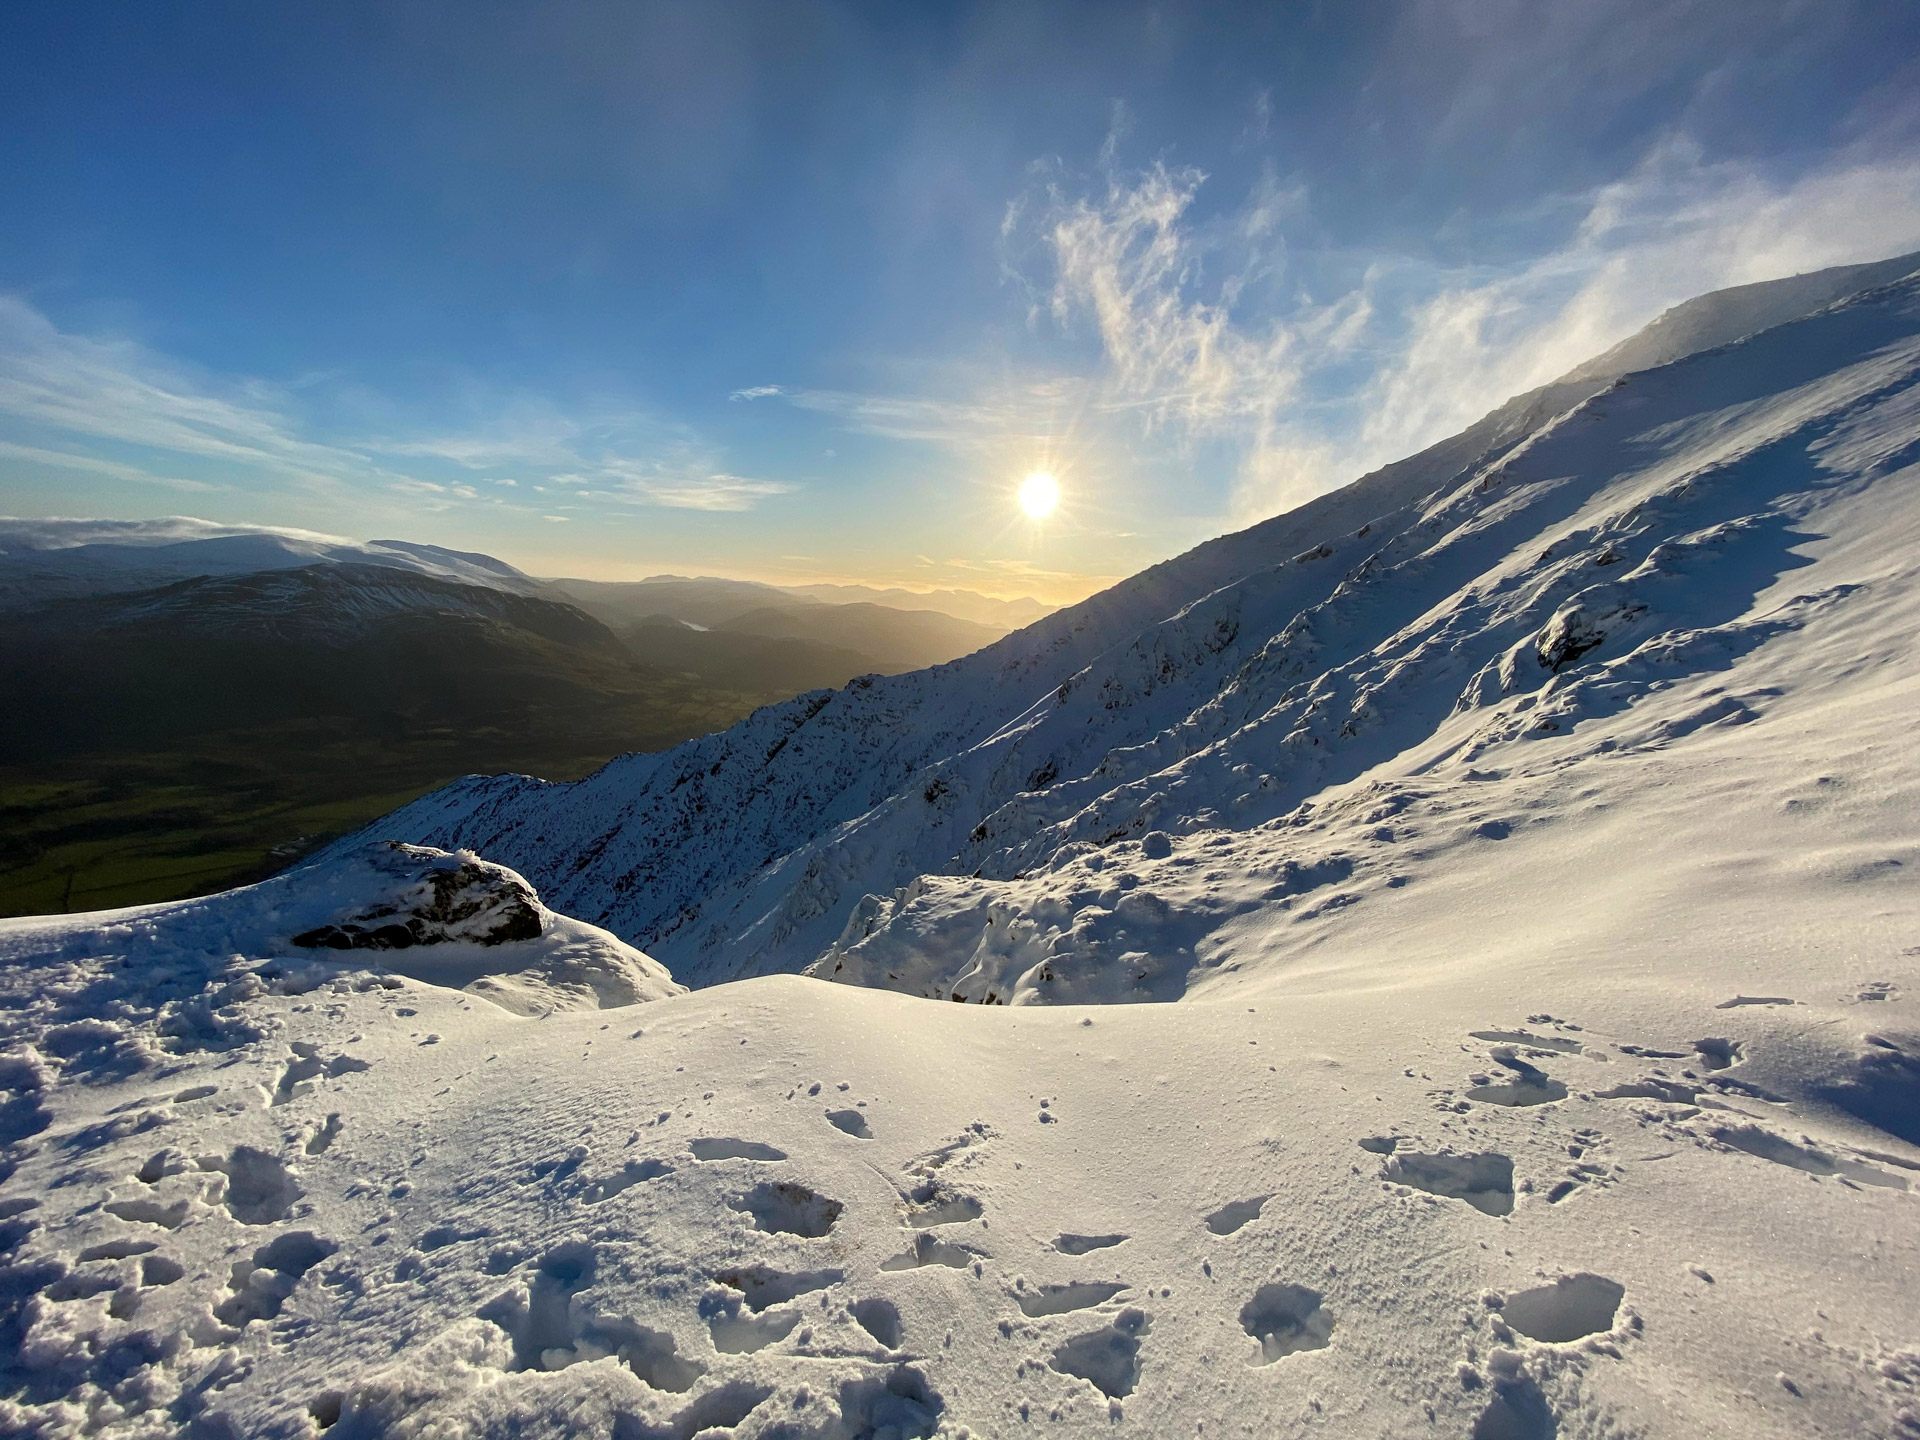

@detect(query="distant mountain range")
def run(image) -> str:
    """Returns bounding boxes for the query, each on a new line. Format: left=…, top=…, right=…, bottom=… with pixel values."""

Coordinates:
left=549, top=576, right=1014, bottom=682
left=0, top=526, right=1048, bottom=916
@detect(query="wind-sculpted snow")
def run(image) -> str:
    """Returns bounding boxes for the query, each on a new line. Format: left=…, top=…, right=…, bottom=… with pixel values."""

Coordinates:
left=5, top=259, right=1920, bottom=1439
left=364, top=265, right=1920, bottom=1004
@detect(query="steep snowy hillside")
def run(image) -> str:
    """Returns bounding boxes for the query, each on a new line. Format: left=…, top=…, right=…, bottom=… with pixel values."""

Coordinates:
left=1, top=257, right=1917, bottom=1440
left=358, top=256, right=1920, bottom=994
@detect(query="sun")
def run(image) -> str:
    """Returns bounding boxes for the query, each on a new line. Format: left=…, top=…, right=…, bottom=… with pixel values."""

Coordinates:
left=1018, top=471, right=1060, bottom=518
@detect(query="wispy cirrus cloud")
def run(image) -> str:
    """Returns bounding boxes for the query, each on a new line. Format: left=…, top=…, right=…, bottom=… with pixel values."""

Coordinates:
left=0, top=297, right=395, bottom=497
left=0, top=299, right=792, bottom=516
left=1022, top=131, right=1920, bottom=522
left=365, top=398, right=795, bottom=512
left=0, top=439, right=222, bottom=493
left=766, top=382, right=1084, bottom=446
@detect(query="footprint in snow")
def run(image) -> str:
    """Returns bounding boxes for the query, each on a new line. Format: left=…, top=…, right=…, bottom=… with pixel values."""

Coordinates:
left=583, top=1157, right=672, bottom=1203
left=1240, top=1283, right=1334, bottom=1363
left=1471, top=1370, right=1556, bottom=1440
left=1709, top=1124, right=1907, bottom=1190
left=1383, top=1151, right=1515, bottom=1216
left=706, top=1303, right=800, bottom=1354
left=904, top=1188, right=983, bottom=1227
left=1469, top=1029, right=1585, bottom=1056
left=1049, top=1307, right=1150, bottom=1399
left=1691, top=1038, right=1743, bottom=1071
left=304, top=1113, right=343, bottom=1155
left=714, top=1263, right=844, bottom=1312
left=826, top=1108, right=873, bottom=1138
left=1054, top=1233, right=1127, bottom=1255
left=690, top=1137, right=787, bottom=1162
left=1466, top=1051, right=1569, bottom=1108
left=852, top=1296, right=902, bottom=1348
left=272, top=1044, right=370, bottom=1106
left=664, top=1381, right=774, bottom=1432
left=1014, top=1281, right=1128, bottom=1317
left=102, top=1197, right=190, bottom=1229
left=729, top=1181, right=844, bottom=1237
left=880, top=1233, right=984, bottom=1271
left=480, top=1242, right=708, bottom=1389
left=114, top=1146, right=300, bottom=1226
left=1493, top=1273, right=1624, bottom=1343
left=215, top=1231, right=337, bottom=1326
left=1204, top=1195, right=1270, bottom=1235
left=905, top=1125, right=992, bottom=1175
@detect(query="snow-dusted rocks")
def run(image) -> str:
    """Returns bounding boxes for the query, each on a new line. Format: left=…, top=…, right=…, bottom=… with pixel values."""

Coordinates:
left=289, top=842, right=546, bottom=951
left=275, top=842, right=682, bottom=1014
left=0, top=841, right=681, bottom=1024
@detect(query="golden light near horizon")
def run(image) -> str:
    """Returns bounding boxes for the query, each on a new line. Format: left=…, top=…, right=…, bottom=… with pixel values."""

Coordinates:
left=1018, top=471, right=1060, bottom=518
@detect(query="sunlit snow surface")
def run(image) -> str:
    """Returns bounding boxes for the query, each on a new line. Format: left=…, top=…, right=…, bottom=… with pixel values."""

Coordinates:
left=3, top=270, right=1920, bottom=1437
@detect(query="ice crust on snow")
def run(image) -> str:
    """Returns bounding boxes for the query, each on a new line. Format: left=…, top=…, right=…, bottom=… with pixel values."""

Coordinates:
left=1, top=257, right=1919, bottom=1437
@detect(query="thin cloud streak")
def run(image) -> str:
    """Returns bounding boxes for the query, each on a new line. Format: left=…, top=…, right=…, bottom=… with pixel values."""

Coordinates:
left=0, top=440, right=224, bottom=494
left=0, top=300, right=791, bottom=515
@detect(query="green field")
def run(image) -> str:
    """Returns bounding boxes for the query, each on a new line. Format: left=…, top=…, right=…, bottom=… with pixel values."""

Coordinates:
left=0, top=703, right=759, bottom=920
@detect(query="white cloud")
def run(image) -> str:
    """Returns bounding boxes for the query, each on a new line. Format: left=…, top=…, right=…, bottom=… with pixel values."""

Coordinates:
left=729, top=384, right=784, bottom=400
left=0, top=298, right=398, bottom=499
left=1040, top=160, right=1303, bottom=436
left=0, top=440, right=223, bottom=493
left=0, top=299, right=792, bottom=516
left=625, top=474, right=795, bottom=512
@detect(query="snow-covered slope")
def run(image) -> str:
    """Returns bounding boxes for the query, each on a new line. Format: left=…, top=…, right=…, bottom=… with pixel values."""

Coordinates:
left=0, top=519, right=540, bottom=609
left=356, top=256, right=1920, bottom=996
left=3, top=257, right=1919, bottom=1440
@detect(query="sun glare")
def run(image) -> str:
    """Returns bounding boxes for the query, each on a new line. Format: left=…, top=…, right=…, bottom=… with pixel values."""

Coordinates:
left=1018, top=471, right=1060, bottom=518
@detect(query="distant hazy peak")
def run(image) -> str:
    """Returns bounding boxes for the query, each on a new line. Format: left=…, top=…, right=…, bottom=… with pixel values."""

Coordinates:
left=778, top=582, right=1054, bottom=628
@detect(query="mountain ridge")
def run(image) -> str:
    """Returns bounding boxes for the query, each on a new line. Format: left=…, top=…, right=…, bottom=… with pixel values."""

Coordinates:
left=342, top=250, right=1920, bottom=993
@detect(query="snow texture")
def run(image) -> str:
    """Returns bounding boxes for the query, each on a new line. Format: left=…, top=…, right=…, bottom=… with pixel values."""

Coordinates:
left=2, top=257, right=1919, bottom=1438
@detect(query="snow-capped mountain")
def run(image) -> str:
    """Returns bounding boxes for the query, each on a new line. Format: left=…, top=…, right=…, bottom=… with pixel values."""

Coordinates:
left=354, top=251, right=1920, bottom=996
left=0, top=518, right=540, bottom=609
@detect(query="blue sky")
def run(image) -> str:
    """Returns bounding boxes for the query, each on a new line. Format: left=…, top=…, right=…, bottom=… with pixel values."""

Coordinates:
left=3, top=1, right=1918, bottom=602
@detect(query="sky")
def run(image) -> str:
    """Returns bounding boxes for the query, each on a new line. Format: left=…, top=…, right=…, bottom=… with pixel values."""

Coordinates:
left=2, top=2, right=1918, bottom=605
